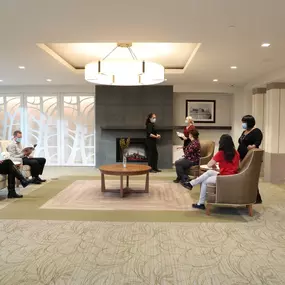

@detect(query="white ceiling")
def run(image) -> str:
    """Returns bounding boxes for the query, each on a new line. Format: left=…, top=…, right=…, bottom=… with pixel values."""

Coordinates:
left=45, top=43, right=199, bottom=69
left=1, top=0, right=285, bottom=88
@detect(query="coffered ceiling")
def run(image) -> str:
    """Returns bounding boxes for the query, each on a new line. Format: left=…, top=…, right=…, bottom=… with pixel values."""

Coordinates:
left=0, top=0, right=285, bottom=88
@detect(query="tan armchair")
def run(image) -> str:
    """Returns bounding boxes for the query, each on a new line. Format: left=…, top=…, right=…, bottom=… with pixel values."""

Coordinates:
left=0, top=140, right=31, bottom=183
left=206, top=149, right=264, bottom=216
left=188, top=140, right=215, bottom=178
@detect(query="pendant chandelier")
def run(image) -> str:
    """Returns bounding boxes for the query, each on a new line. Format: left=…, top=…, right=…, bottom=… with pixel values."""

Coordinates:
left=85, top=43, right=165, bottom=86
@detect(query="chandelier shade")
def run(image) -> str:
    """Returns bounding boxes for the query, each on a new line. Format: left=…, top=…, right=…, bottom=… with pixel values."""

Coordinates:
left=84, top=44, right=165, bottom=86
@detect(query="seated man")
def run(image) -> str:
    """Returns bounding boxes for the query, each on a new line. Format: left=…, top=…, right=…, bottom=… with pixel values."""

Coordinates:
left=0, top=159, right=31, bottom=198
left=173, top=129, right=201, bottom=183
left=7, top=130, right=46, bottom=184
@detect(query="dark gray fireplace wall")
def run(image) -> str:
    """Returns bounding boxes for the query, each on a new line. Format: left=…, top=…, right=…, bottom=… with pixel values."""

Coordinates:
left=96, top=85, right=173, bottom=168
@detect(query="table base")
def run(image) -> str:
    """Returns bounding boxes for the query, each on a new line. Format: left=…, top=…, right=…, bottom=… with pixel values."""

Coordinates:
left=101, top=173, right=149, bottom=198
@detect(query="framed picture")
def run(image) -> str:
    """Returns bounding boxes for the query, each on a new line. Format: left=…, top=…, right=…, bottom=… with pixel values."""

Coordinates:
left=185, top=100, right=216, bottom=123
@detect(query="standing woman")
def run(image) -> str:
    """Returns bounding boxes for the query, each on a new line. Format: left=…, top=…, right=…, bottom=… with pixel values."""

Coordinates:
left=180, top=116, right=196, bottom=148
left=145, top=113, right=161, bottom=173
left=237, top=115, right=263, bottom=203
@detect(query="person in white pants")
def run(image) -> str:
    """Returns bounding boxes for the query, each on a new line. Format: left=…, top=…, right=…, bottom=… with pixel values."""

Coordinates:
left=182, top=134, right=240, bottom=210
left=189, top=170, right=219, bottom=207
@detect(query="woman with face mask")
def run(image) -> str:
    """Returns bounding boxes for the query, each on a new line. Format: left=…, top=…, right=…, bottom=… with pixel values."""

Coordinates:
left=145, top=113, right=161, bottom=173
left=174, top=129, right=201, bottom=183
left=180, top=116, right=195, bottom=147
left=237, top=115, right=263, bottom=203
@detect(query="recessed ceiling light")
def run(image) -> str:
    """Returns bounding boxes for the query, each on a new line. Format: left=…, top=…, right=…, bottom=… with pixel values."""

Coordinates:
left=261, top=43, right=271, bottom=47
left=213, top=79, right=218, bottom=82
left=0, top=79, right=3, bottom=82
left=46, top=79, right=52, bottom=82
left=230, top=66, right=237, bottom=69
left=18, top=66, right=25, bottom=69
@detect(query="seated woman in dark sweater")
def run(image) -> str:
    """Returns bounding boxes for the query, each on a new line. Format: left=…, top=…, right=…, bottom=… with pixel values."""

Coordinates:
left=173, top=129, right=201, bottom=183
left=237, top=115, right=263, bottom=203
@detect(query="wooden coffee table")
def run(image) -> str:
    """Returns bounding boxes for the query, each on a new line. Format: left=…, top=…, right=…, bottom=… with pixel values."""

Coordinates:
left=99, top=164, right=151, bottom=198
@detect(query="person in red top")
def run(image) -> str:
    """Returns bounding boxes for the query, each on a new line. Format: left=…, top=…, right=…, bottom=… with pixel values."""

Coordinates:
left=182, top=134, right=240, bottom=210
left=174, top=129, right=201, bottom=183
left=180, top=116, right=196, bottom=148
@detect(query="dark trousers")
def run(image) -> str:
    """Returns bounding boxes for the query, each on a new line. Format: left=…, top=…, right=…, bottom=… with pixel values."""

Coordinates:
left=0, top=159, right=24, bottom=190
left=146, top=139, right=158, bottom=170
left=22, top=157, right=46, bottom=177
left=175, top=158, right=197, bottom=182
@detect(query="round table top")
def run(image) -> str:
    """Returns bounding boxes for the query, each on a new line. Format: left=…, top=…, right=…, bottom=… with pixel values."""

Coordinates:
left=99, top=164, right=151, bottom=175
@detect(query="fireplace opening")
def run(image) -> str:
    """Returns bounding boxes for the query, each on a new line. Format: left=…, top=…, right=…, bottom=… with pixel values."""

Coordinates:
left=116, top=138, right=148, bottom=163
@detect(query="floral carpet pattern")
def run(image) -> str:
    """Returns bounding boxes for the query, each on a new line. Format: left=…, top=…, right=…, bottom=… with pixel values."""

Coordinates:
left=0, top=202, right=285, bottom=285
left=0, top=177, right=285, bottom=284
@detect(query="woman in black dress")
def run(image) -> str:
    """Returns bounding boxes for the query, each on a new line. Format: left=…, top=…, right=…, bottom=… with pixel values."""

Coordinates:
left=145, top=113, right=161, bottom=173
left=237, top=115, right=263, bottom=203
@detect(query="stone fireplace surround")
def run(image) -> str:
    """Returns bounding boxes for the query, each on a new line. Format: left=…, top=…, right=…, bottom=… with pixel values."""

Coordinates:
left=95, top=85, right=173, bottom=169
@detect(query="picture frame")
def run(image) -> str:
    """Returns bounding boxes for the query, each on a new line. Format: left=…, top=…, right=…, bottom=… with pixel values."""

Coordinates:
left=185, top=100, right=216, bottom=123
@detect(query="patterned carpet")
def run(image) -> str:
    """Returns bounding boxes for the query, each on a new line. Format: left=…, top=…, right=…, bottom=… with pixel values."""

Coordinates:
left=0, top=211, right=285, bottom=285
left=0, top=174, right=285, bottom=284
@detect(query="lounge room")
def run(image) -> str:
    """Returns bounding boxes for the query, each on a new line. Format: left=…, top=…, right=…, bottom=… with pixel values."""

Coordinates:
left=0, top=1, right=285, bottom=284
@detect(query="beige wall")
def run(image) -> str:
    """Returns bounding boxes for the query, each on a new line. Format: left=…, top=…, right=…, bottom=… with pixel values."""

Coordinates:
left=173, top=92, right=233, bottom=149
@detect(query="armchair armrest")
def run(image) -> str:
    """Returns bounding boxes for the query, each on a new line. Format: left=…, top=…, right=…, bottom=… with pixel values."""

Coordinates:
left=215, top=172, right=257, bottom=204
left=200, top=154, right=212, bottom=165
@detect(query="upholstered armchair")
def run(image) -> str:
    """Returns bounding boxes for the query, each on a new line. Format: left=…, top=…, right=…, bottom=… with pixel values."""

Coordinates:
left=206, top=149, right=264, bottom=216
left=0, top=140, right=32, bottom=186
left=188, top=140, right=215, bottom=178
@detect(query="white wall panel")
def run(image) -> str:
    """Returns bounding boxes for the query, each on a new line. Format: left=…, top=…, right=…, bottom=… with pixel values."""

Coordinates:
left=0, top=92, right=95, bottom=166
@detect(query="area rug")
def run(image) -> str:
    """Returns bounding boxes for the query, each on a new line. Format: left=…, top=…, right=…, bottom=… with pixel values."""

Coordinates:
left=0, top=176, right=247, bottom=222
left=40, top=180, right=195, bottom=211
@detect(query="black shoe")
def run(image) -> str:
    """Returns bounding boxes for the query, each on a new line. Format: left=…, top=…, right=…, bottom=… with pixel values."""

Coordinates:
left=150, top=170, right=157, bottom=173
left=154, top=169, right=162, bottom=172
left=31, top=178, right=42, bottom=184
left=192, top=203, right=205, bottom=210
left=181, top=181, right=193, bottom=190
left=8, top=190, right=23, bottom=199
left=37, top=177, right=46, bottom=183
left=20, top=179, right=32, bottom=188
left=173, top=178, right=180, bottom=183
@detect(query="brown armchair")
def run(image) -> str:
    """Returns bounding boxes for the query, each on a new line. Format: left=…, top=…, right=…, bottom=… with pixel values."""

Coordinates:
left=206, top=149, right=264, bottom=216
left=188, top=140, right=215, bottom=178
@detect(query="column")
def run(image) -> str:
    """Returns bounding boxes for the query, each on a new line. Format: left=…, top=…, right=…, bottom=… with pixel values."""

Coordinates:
left=263, top=83, right=285, bottom=183
left=252, top=88, right=266, bottom=132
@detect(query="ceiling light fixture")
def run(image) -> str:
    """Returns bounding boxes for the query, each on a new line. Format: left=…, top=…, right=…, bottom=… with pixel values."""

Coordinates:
left=46, top=79, right=52, bottom=82
left=261, top=43, right=271, bottom=47
left=213, top=79, right=218, bottom=82
left=230, top=66, right=237, bottom=69
left=18, top=66, right=25, bottom=69
left=84, top=43, right=165, bottom=86
left=0, top=79, right=3, bottom=82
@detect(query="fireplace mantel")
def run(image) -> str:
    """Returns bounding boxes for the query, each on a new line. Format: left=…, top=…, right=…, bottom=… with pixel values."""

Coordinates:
left=101, top=125, right=231, bottom=131
left=101, top=126, right=173, bottom=131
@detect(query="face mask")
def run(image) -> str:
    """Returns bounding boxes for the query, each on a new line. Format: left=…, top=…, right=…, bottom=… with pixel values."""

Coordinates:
left=150, top=118, right=156, bottom=123
left=242, top=123, right=247, bottom=130
left=15, top=137, right=22, bottom=143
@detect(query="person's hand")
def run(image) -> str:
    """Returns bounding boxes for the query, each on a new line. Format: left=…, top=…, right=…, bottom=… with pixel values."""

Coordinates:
left=247, top=145, right=256, bottom=150
left=182, top=136, right=187, bottom=140
left=157, top=134, right=161, bottom=139
left=28, top=155, right=33, bottom=158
